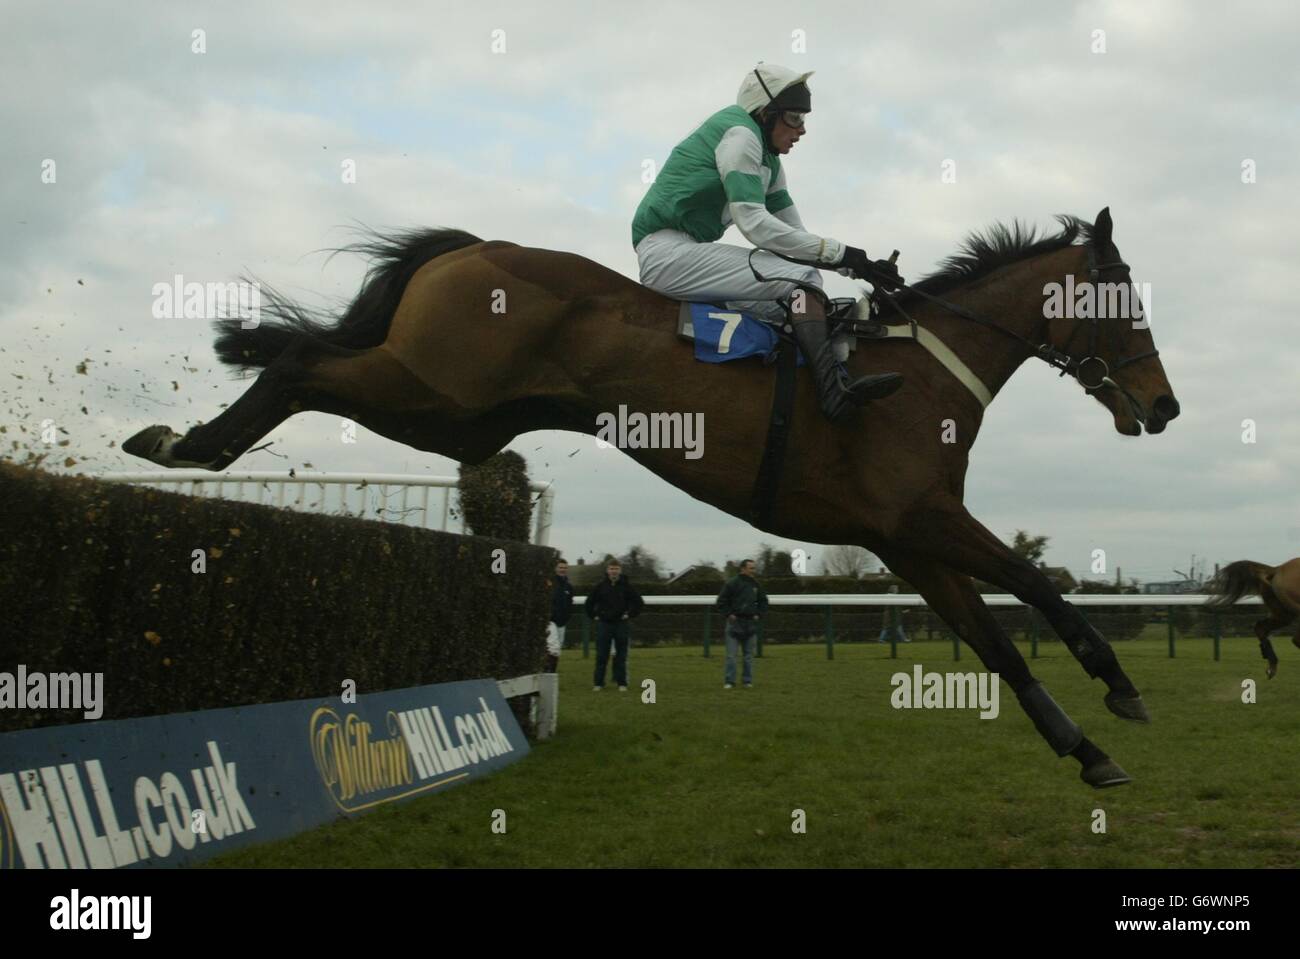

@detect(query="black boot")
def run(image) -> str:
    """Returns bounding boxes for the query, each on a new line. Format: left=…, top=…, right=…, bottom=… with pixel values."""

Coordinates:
left=792, top=318, right=903, bottom=421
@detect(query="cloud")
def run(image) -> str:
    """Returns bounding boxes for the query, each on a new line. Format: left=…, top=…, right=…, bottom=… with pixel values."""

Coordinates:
left=2, top=0, right=1297, bottom=579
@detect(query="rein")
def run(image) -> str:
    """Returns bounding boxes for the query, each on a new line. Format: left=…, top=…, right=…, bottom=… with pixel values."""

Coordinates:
left=750, top=243, right=1158, bottom=396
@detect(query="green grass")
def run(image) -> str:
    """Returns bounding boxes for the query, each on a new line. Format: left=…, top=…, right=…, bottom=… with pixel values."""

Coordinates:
left=209, top=638, right=1300, bottom=868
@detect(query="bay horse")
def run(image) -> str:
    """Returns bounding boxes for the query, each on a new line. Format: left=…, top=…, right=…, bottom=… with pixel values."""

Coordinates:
left=124, top=207, right=1180, bottom=788
left=1207, top=559, right=1300, bottom=678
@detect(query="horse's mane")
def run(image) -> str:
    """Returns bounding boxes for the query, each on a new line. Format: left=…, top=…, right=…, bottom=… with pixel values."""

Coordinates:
left=891, top=215, right=1095, bottom=304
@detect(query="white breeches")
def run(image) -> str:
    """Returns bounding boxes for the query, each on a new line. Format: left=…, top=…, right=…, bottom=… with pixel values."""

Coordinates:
left=635, top=229, right=823, bottom=324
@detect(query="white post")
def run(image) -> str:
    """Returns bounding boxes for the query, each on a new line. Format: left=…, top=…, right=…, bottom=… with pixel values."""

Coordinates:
left=533, top=485, right=555, bottom=546
left=536, top=673, right=558, bottom=740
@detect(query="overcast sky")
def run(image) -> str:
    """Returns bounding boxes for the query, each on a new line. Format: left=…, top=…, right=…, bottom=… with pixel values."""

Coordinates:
left=3, top=0, right=1297, bottom=584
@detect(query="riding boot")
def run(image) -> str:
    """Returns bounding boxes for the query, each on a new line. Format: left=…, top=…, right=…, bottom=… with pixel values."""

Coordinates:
left=791, top=316, right=903, bottom=422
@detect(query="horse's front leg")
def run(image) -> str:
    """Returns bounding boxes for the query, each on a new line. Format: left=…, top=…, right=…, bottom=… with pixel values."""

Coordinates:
left=872, top=543, right=1132, bottom=788
left=894, top=499, right=1148, bottom=723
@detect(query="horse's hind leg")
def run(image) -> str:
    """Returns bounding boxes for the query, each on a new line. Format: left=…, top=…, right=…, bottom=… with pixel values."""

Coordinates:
left=125, top=337, right=390, bottom=471
left=872, top=544, right=1130, bottom=788
left=1253, top=617, right=1286, bottom=679
left=1255, top=589, right=1298, bottom=679
left=895, top=501, right=1148, bottom=723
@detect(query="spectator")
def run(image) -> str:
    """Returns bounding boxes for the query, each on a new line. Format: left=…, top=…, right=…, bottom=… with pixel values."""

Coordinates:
left=877, top=584, right=910, bottom=644
left=716, top=558, right=769, bottom=688
left=585, top=559, right=644, bottom=691
left=545, top=558, right=575, bottom=673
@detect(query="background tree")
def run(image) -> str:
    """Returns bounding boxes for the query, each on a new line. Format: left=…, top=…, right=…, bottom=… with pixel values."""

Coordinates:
left=619, top=544, right=664, bottom=582
left=755, top=542, right=794, bottom=577
left=1010, top=530, right=1050, bottom=564
left=821, top=545, right=876, bottom=578
left=457, top=451, right=532, bottom=541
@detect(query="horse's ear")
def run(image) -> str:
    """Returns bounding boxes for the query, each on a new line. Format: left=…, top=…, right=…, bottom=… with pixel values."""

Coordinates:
left=1094, top=207, right=1113, bottom=247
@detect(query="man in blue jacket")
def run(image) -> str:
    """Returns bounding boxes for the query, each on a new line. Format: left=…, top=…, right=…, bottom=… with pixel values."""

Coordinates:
left=716, top=559, right=770, bottom=688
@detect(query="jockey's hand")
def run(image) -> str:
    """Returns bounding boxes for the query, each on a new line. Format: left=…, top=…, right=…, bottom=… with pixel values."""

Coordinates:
left=870, top=257, right=905, bottom=291
left=839, top=246, right=873, bottom=279
left=840, top=246, right=904, bottom=291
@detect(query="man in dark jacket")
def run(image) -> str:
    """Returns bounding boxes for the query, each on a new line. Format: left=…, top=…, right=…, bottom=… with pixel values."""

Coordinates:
left=546, top=559, right=575, bottom=673
left=584, top=559, right=644, bottom=691
left=716, top=559, right=769, bottom=688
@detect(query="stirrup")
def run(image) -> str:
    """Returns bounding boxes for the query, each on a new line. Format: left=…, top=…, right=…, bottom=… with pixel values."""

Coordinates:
left=839, top=366, right=904, bottom=402
left=827, top=297, right=858, bottom=321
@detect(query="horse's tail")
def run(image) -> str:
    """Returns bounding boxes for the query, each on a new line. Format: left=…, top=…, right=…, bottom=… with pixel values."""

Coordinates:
left=212, top=227, right=483, bottom=371
left=1205, top=560, right=1275, bottom=606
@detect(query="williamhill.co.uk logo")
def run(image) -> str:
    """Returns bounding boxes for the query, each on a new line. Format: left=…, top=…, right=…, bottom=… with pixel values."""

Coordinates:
left=309, top=697, right=516, bottom=812
left=0, top=742, right=254, bottom=869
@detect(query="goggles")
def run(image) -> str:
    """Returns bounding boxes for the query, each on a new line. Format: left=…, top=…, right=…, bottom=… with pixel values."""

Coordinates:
left=777, top=110, right=807, bottom=129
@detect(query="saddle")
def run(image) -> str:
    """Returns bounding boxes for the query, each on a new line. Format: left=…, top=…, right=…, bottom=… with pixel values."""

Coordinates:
left=674, top=292, right=912, bottom=529
left=675, top=296, right=899, bottom=365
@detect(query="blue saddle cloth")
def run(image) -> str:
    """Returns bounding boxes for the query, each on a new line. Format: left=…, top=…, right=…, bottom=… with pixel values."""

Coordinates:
left=686, top=303, right=805, bottom=366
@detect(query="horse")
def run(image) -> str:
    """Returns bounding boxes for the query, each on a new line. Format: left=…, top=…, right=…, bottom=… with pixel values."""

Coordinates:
left=124, top=206, right=1180, bottom=788
left=1206, top=559, right=1300, bottom=678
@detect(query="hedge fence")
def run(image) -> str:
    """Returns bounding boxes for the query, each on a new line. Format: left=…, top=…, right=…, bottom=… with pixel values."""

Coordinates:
left=0, top=463, right=555, bottom=733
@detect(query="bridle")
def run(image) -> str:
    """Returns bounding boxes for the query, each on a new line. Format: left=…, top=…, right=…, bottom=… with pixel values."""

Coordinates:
left=750, top=239, right=1160, bottom=409
left=856, top=243, right=1158, bottom=393
left=1036, top=243, right=1159, bottom=392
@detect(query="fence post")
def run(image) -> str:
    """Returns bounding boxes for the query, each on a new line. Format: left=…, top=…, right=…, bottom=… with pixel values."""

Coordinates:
left=1030, top=611, right=1040, bottom=659
left=582, top=615, right=590, bottom=658
left=757, top=617, right=764, bottom=658
left=703, top=607, right=713, bottom=658
left=952, top=631, right=960, bottom=661
left=1167, top=605, right=1175, bottom=658
left=1212, top=611, right=1221, bottom=662
left=825, top=607, right=834, bottom=660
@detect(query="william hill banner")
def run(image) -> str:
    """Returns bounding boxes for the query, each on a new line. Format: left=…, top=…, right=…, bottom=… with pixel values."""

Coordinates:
left=0, top=679, right=528, bottom=869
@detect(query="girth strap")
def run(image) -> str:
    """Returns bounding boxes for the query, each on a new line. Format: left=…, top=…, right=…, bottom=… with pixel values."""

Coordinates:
left=749, top=333, right=799, bottom=528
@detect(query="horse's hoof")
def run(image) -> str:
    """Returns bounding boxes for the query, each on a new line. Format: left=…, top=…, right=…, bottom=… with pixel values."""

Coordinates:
left=1266, top=663, right=1278, bottom=679
left=1082, top=760, right=1132, bottom=789
left=1105, top=690, right=1150, bottom=724
left=123, top=424, right=180, bottom=463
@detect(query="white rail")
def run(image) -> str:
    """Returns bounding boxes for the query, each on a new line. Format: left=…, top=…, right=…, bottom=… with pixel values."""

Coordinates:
left=576, top=594, right=1261, bottom=606
left=97, top=470, right=556, bottom=546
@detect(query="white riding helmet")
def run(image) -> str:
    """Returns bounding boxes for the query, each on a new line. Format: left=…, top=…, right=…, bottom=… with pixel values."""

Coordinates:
left=736, top=63, right=814, bottom=114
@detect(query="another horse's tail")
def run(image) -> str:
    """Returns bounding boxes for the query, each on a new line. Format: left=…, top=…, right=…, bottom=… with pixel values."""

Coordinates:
left=213, top=227, right=483, bottom=371
left=1205, top=560, right=1275, bottom=606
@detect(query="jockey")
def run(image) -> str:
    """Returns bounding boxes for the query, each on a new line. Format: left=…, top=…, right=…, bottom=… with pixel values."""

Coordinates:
left=633, top=63, right=905, bottom=422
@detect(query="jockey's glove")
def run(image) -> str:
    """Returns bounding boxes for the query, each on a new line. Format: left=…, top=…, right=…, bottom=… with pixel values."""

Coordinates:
left=840, top=246, right=905, bottom=291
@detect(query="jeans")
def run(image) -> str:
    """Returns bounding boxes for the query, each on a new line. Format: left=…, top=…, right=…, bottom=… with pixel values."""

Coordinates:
left=594, top=619, right=630, bottom=687
left=725, top=619, right=757, bottom=685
